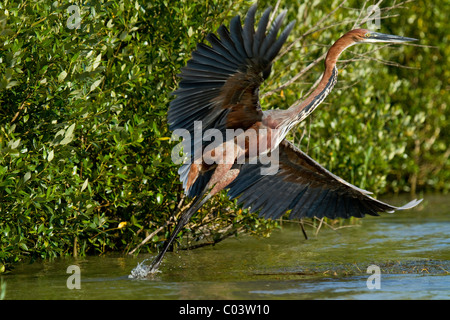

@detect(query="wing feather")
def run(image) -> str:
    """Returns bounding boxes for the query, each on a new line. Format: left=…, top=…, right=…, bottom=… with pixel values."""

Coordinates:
left=227, top=139, right=422, bottom=220
left=169, top=5, right=296, bottom=197
left=253, top=7, right=272, bottom=57
left=168, top=5, right=296, bottom=134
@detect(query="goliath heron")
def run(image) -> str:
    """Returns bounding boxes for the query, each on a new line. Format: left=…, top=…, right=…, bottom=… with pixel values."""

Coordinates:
left=147, top=4, right=420, bottom=274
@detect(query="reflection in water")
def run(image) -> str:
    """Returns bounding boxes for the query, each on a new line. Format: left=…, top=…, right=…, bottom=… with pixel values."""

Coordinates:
left=2, top=195, right=449, bottom=299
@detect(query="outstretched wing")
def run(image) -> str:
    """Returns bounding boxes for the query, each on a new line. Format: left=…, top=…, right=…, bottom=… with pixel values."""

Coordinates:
left=227, top=139, right=422, bottom=219
left=168, top=4, right=296, bottom=134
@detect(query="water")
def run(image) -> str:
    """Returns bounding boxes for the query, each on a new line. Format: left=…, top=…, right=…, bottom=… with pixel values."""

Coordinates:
left=2, top=194, right=449, bottom=300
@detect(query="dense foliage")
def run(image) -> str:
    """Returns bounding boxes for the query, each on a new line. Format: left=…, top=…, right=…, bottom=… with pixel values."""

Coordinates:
left=0, top=0, right=447, bottom=272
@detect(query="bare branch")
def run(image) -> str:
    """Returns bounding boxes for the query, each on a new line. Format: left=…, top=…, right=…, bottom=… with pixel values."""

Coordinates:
left=264, top=1, right=415, bottom=100
left=128, top=196, right=192, bottom=255
left=277, top=0, right=347, bottom=61
left=379, top=0, right=415, bottom=14
left=340, top=45, right=420, bottom=69
left=354, top=0, right=384, bottom=28
left=352, top=0, right=370, bottom=29
left=263, top=52, right=327, bottom=99
left=268, top=0, right=282, bottom=27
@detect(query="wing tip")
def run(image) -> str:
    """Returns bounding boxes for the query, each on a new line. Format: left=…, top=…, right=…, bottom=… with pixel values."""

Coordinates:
left=386, top=198, right=423, bottom=213
left=397, top=198, right=423, bottom=210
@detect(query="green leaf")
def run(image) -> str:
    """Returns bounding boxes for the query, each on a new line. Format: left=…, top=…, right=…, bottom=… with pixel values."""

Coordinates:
left=23, top=172, right=31, bottom=183
left=47, top=150, right=54, bottom=162
left=37, top=223, right=46, bottom=233
left=119, top=30, right=128, bottom=41
left=58, top=70, right=67, bottom=82
left=90, top=78, right=102, bottom=92
left=60, top=123, right=76, bottom=145
left=92, top=53, right=102, bottom=70
left=156, top=193, right=163, bottom=204
left=8, top=139, right=20, bottom=149
left=81, top=178, right=89, bottom=192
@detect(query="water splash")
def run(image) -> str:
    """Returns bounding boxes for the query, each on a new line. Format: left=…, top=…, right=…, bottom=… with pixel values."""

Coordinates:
left=128, top=258, right=160, bottom=279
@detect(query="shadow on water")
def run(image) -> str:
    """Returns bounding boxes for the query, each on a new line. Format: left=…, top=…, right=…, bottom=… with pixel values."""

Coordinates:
left=2, top=194, right=449, bottom=299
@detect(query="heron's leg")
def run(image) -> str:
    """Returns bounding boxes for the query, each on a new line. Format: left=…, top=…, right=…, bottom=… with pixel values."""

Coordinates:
left=149, top=142, right=242, bottom=274
left=149, top=163, right=237, bottom=273
left=149, top=193, right=212, bottom=273
left=149, top=210, right=191, bottom=273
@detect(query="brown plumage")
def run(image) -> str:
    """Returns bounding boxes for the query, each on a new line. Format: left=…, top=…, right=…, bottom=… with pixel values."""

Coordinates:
left=145, top=4, right=420, bottom=274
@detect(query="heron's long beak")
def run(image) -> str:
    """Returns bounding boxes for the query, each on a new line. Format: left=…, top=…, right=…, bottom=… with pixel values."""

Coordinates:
left=365, top=31, right=417, bottom=43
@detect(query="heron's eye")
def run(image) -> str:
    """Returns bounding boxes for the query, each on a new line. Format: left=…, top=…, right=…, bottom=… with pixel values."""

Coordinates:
left=365, top=32, right=371, bottom=38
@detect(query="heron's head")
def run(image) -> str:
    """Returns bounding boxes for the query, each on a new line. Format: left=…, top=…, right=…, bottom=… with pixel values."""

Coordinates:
left=348, top=28, right=417, bottom=44
left=326, top=28, right=417, bottom=65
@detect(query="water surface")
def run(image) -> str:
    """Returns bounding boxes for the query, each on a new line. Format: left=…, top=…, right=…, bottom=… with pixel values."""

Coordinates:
left=2, top=194, right=449, bottom=300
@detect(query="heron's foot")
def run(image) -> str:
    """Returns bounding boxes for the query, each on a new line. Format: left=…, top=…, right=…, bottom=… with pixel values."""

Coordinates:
left=128, top=258, right=161, bottom=279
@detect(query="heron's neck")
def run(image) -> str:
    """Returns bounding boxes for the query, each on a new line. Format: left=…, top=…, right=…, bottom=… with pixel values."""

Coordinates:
left=286, top=36, right=354, bottom=123
left=288, top=65, right=338, bottom=124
